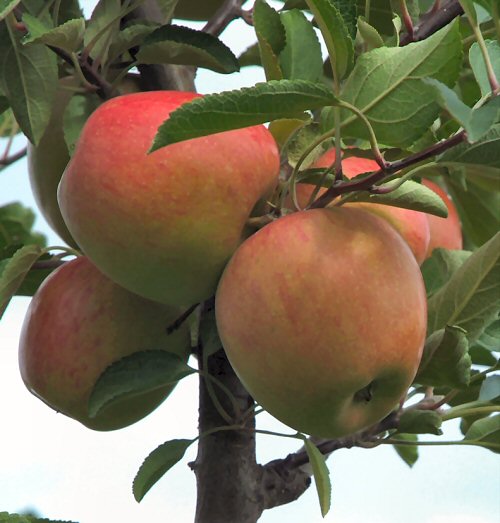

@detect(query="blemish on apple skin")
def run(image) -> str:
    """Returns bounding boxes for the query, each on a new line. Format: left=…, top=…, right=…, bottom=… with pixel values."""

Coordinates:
left=353, top=381, right=375, bottom=403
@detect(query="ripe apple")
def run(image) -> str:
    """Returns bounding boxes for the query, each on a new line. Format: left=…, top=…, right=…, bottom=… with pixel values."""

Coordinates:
left=28, top=76, right=77, bottom=247
left=174, top=0, right=226, bottom=20
left=422, top=179, right=463, bottom=256
left=18, top=257, right=191, bottom=431
left=216, top=207, right=427, bottom=438
left=58, top=91, right=280, bottom=307
left=290, top=150, right=430, bottom=264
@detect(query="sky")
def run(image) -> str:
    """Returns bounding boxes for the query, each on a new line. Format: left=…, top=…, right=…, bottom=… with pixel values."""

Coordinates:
left=0, top=2, right=499, bottom=523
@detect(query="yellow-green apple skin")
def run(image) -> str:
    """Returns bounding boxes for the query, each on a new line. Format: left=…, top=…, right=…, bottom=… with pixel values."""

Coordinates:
left=291, top=150, right=431, bottom=265
left=27, top=77, right=76, bottom=247
left=422, top=179, right=463, bottom=257
left=18, top=257, right=191, bottom=431
left=58, top=91, right=279, bottom=307
left=215, top=207, right=427, bottom=438
left=174, top=0, right=226, bottom=20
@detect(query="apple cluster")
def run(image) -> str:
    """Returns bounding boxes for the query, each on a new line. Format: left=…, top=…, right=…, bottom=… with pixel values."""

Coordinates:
left=20, top=90, right=463, bottom=438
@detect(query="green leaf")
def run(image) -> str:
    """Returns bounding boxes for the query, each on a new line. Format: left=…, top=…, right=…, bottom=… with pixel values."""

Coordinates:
left=392, top=433, right=419, bottom=467
left=133, top=438, right=194, bottom=502
left=0, top=202, right=46, bottom=251
left=279, top=9, right=323, bottom=82
left=438, top=124, right=500, bottom=192
left=136, top=25, right=239, bottom=74
left=88, top=350, right=196, bottom=418
left=287, top=122, right=326, bottom=168
left=0, top=19, right=58, bottom=144
left=469, top=40, right=500, bottom=97
left=473, top=318, right=500, bottom=352
left=157, top=0, right=179, bottom=20
left=416, top=326, right=471, bottom=389
left=305, top=0, right=354, bottom=80
left=22, top=14, right=85, bottom=53
left=150, top=79, right=339, bottom=151
left=463, top=414, right=500, bottom=452
left=398, top=409, right=443, bottom=435
left=63, top=92, right=101, bottom=155
left=446, top=176, right=500, bottom=246
left=253, top=0, right=284, bottom=81
left=427, top=232, right=500, bottom=342
left=0, top=0, right=20, bottom=21
left=423, top=78, right=500, bottom=143
left=421, top=249, right=473, bottom=298
left=0, top=94, right=8, bottom=114
left=468, top=345, right=498, bottom=366
left=108, top=21, right=159, bottom=59
left=304, top=438, right=332, bottom=517
left=84, top=0, right=121, bottom=63
left=339, top=21, right=462, bottom=148
left=357, top=16, right=384, bottom=51
left=0, top=244, right=43, bottom=319
left=479, top=375, right=500, bottom=402
left=349, top=179, right=449, bottom=216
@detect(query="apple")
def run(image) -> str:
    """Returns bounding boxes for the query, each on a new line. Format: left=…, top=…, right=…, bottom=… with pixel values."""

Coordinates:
left=289, top=150, right=430, bottom=264
left=174, top=0, right=226, bottom=20
left=216, top=207, right=427, bottom=438
left=422, top=179, right=463, bottom=256
left=28, top=77, right=77, bottom=247
left=18, top=256, right=191, bottom=431
left=58, top=91, right=280, bottom=307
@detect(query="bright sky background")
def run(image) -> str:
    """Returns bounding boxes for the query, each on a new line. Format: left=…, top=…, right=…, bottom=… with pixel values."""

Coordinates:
left=0, top=2, right=499, bottom=522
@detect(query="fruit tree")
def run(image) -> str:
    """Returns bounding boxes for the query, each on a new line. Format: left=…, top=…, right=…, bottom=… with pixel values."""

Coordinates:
left=0, top=1, right=499, bottom=522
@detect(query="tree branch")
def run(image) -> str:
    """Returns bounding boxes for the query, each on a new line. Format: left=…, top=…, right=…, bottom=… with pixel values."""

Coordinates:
left=400, top=0, right=464, bottom=46
left=0, top=146, right=27, bottom=169
left=311, top=131, right=467, bottom=209
left=203, top=0, right=247, bottom=37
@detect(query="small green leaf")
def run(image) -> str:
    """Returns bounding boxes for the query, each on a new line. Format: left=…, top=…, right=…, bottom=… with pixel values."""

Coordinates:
left=0, top=0, right=20, bottom=22
left=349, top=180, right=449, bottom=216
left=137, top=25, right=239, bottom=74
left=287, top=122, right=326, bottom=168
left=469, top=40, right=500, bottom=97
left=279, top=9, right=323, bottom=82
left=305, top=0, right=354, bottom=80
left=304, top=438, right=331, bottom=517
left=84, top=0, right=121, bottom=63
left=421, top=249, right=472, bottom=298
left=479, top=375, right=500, bottom=402
left=357, top=16, right=384, bottom=50
left=423, top=78, right=500, bottom=143
left=463, top=414, right=500, bottom=453
left=398, top=409, right=443, bottom=435
left=63, top=93, right=101, bottom=155
left=108, top=21, right=159, bottom=59
left=253, top=0, right=285, bottom=81
left=0, top=244, right=43, bottom=319
left=22, top=14, right=85, bottom=53
left=416, top=326, right=471, bottom=389
left=0, top=512, right=77, bottom=523
left=133, top=438, right=194, bottom=502
left=427, top=232, right=500, bottom=342
left=150, top=79, right=339, bottom=151
left=392, top=433, right=419, bottom=467
left=88, top=350, right=196, bottom=418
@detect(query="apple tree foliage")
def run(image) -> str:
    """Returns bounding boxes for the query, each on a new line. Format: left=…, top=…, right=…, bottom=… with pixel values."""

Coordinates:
left=0, top=0, right=499, bottom=522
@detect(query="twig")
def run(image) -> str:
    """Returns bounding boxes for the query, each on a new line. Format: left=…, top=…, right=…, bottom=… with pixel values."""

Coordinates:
left=400, top=0, right=464, bottom=45
left=311, top=131, right=467, bottom=209
left=0, top=146, right=27, bottom=168
left=203, top=0, right=247, bottom=37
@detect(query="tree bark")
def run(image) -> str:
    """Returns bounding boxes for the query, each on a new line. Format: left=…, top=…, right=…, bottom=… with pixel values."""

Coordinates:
left=193, top=348, right=263, bottom=523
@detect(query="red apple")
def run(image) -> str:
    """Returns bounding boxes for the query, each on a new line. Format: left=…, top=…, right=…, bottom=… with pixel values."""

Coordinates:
left=289, top=150, right=430, bottom=264
left=58, top=91, right=279, bottom=307
left=422, top=179, right=463, bottom=256
left=18, top=257, right=191, bottom=431
left=216, top=207, right=427, bottom=438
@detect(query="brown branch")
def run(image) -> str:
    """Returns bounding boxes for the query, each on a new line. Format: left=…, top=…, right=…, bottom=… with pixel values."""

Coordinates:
left=0, top=146, right=27, bottom=168
left=400, top=0, right=464, bottom=46
left=203, top=0, right=247, bottom=37
left=311, top=131, right=467, bottom=209
left=31, top=259, right=67, bottom=270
